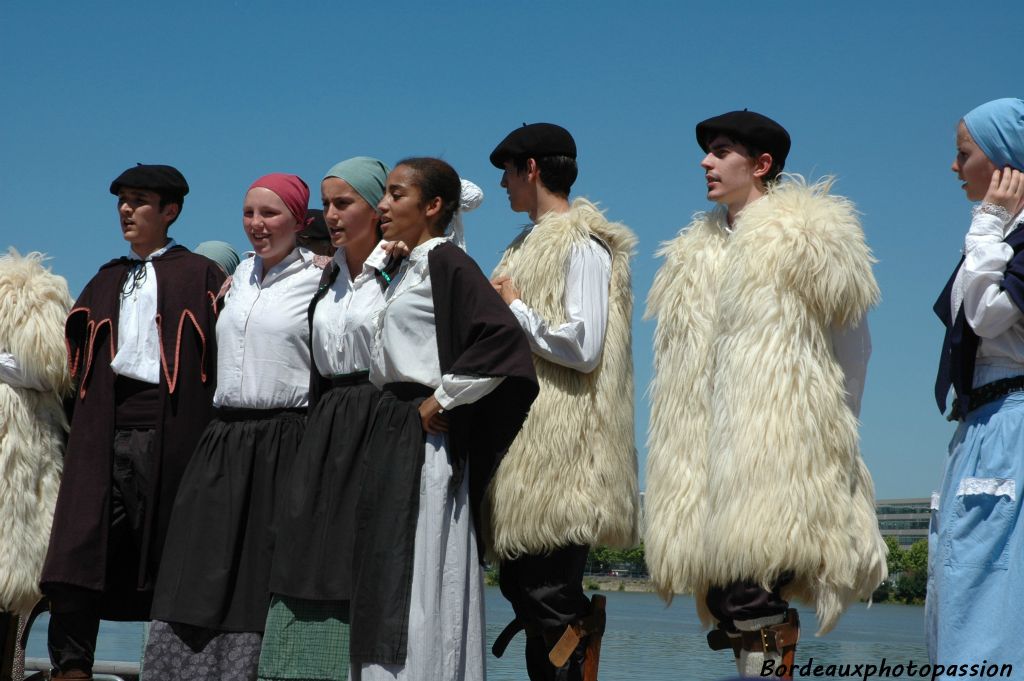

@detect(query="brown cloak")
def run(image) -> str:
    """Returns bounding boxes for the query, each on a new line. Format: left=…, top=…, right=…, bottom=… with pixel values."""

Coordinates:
left=41, top=246, right=224, bottom=620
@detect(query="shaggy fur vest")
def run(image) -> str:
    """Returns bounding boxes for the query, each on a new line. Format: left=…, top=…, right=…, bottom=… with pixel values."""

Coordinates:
left=645, top=178, right=887, bottom=635
left=0, top=250, right=71, bottom=615
left=489, top=198, right=639, bottom=558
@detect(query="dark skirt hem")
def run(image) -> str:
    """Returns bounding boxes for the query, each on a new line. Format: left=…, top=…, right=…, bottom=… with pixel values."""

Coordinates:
left=269, top=383, right=380, bottom=602
left=151, top=410, right=306, bottom=632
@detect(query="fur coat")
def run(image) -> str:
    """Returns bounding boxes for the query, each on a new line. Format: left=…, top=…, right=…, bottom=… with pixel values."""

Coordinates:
left=0, top=249, right=71, bottom=615
left=644, top=178, right=887, bottom=635
left=489, top=198, right=639, bottom=558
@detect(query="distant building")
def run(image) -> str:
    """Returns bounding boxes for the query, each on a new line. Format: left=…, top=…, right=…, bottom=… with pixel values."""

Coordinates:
left=875, top=498, right=930, bottom=548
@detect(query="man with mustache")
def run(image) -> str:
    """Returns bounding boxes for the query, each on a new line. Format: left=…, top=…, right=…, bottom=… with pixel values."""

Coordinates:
left=645, top=111, right=887, bottom=678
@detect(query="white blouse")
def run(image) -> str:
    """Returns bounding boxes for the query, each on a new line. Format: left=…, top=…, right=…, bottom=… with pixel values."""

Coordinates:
left=507, top=235, right=611, bottom=374
left=369, top=237, right=503, bottom=409
left=214, top=247, right=323, bottom=409
left=951, top=206, right=1024, bottom=387
left=311, top=243, right=388, bottom=377
left=109, top=240, right=177, bottom=384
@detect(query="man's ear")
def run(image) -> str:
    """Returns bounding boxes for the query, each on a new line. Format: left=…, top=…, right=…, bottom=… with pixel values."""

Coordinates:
left=526, top=157, right=540, bottom=182
left=752, top=152, right=774, bottom=180
left=162, top=202, right=181, bottom=224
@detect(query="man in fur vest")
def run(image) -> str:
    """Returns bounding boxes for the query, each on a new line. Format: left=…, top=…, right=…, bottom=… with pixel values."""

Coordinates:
left=0, top=249, right=73, bottom=681
left=489, top=123, right=639, bottom=681
left=40, top=164, right=225, bottom=681
left=645, top=111, right=887, bottom=678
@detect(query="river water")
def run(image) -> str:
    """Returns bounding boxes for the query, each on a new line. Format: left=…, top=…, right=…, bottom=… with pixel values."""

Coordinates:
left=25, top=587, right=927, bottom=680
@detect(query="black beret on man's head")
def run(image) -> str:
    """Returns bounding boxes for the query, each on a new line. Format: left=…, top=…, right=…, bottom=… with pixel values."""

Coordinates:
left=696, top=110, right=791, bottom=171
left=489, top=123, right=577, bottom=168
left=109, top=164, right=190, bottom=199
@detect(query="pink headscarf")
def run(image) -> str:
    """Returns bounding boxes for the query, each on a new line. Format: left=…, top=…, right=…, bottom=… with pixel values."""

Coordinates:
left=248, top=173, right=310, bottom=225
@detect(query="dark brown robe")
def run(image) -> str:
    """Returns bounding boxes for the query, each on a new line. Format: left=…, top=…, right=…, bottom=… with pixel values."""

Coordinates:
left=41, top=246, right=224, bottom=620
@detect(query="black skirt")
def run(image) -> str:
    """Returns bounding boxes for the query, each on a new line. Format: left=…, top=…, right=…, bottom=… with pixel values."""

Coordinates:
left=151, top=408, right=306, bottom=632
left=268, top=376, right=380, bottom=601
left=349, top=383, right=429, bottom=665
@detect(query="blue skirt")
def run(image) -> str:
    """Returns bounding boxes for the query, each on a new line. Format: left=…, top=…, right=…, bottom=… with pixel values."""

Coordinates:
left=927, top=392, right=1024, bottom=676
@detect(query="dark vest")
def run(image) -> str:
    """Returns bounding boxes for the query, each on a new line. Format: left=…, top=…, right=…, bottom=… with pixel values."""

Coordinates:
left=934, top=226, right=1024, bottom=418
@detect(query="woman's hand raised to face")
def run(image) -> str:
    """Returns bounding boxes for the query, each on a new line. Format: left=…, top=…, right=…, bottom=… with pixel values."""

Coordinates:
left=985, top=167, right=1024, bottom=217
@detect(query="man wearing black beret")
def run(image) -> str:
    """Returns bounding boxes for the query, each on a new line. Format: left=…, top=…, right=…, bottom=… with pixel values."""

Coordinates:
left=40, top=164, right=225, bottom=680
left=488, top=124, right=640, bottom=681
left=645, top=111, right=886, bottom=678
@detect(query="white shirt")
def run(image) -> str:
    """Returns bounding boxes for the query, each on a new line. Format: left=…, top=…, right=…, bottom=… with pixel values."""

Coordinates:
left=507, top=234, right=611, bottom=374
left=951, top=206, right=1024, bottom=387
left=109, top=240, right=177, bottom=384
left=370, top=237, right=503, bottom=409
left=311, top=242, right=388, bottom=377
left=214, top=247, right=323, bottom=409
left=0, top=351, right=50, bottom=391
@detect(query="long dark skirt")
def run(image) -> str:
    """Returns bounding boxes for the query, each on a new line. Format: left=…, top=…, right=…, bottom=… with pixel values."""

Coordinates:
left=349, top=385, right=429, bottom=666
left=150, top=408, right=306, bottom=633
left=268, top=380, right=381, bottom=601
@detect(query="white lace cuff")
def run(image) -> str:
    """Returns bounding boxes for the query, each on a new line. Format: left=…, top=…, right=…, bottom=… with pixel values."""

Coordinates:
left=955, top=477, right=1016, bottom=500
left=974, top=202, right=1014, bottom=226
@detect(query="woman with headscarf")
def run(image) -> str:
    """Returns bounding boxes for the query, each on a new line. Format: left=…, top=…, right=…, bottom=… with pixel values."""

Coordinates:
left=143, top=173, right=324, bottom=681
left=349, top=157, right=537, bottom=681
left=194, top=240, right=242, bottom=276
left=256, top=157, right=391, bottom=681
left=931, top=98, right=1024, bottom=670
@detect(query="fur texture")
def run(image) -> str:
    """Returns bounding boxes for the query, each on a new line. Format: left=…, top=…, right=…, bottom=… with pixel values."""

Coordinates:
left=488, top=198, right=639, bottom=558
left=645, top=178, right=887, bottom=635
left=0, top=249, right=71, bottom=614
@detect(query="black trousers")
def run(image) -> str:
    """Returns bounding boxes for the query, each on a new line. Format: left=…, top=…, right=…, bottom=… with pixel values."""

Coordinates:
left=499, top=544, right=591, bottom=681
left=47, top=428, right=155, bottom=674
left=705, top=572, right=793, bottom=630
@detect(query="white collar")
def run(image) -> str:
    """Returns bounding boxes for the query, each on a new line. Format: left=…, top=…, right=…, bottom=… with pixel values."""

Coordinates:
left=129, top=239, right=177, bottom=261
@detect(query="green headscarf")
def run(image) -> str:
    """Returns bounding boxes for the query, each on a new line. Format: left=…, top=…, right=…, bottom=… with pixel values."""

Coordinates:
left=323, top=157, right=390, bottom=210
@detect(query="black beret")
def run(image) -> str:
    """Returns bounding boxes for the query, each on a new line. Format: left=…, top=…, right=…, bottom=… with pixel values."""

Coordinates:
left=489, top=123, right=577, bottom=169
left=696, top=111, right=791, bottom=170
left=302, top=208, right=329, bottom=241
left=109, top=164, right=189, bottom=198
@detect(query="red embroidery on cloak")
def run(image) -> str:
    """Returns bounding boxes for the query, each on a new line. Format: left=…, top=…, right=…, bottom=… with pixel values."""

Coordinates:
left=65, top=306, right=92, bottom=380
left=156, top=309, right=208, bottom=394
left=79, top=316, right=114, bottom=399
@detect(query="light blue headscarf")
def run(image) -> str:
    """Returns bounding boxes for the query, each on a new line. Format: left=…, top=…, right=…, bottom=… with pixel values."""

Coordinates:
left=963, top=98, right=1024, bottom=170
left=323, top=157, right=390, bottom=210
left=194, top=240, right=241, bottom=275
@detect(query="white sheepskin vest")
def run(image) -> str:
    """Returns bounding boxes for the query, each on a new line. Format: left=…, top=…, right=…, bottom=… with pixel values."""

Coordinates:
left=489, top=198, right=639, bottom=558
left=0, top=249, right=71, bottom=615
left=644, top=178, right=887, bottom=635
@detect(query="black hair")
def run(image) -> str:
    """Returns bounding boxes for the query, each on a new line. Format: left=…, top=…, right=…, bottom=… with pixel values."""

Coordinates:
left=395, top=157, right=461, bottom=231
left=742, top=141, right=784, bottom=185
left=511, top=155, right=578, bottom=197
left=157, top=192, right=186, bottom=226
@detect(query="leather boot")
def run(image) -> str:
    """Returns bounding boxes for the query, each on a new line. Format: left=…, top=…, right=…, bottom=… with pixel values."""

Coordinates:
left=733, top=609, right=800, bottom=679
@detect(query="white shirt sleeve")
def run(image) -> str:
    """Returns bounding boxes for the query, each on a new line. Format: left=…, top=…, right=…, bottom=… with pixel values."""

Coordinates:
left=961, top=211, right=1024, bottom=339
left=435, top=374, right=505, bottom=410
left=0, top=351, right=51, bottom=392
left=830, top=317, right=871, bottom=418
left=507, top=239, right=611, bottom=373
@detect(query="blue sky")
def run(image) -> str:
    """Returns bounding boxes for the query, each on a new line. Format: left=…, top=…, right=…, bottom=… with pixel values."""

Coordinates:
left=3, top=1, right=1020, bottom=499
